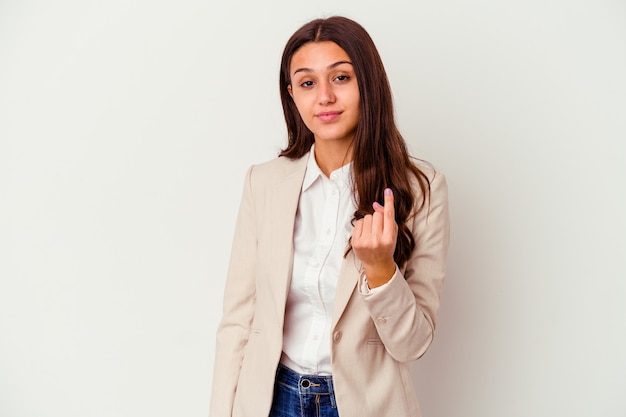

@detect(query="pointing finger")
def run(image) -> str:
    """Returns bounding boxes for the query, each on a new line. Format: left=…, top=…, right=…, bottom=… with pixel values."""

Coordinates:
left=384, top=188, right=395, bottom=224
left=383, top=188, right=397, bottom=241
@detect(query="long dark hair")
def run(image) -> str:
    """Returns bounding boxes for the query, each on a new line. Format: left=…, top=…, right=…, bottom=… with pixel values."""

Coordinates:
left=279, top=16, right=431, bottom=268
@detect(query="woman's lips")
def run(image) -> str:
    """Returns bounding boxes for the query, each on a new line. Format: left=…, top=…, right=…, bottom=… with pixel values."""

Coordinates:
left=316, top=111, right=341, bottom=122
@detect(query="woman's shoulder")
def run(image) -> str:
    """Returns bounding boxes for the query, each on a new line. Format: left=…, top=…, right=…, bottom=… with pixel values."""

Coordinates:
left=245, top=153, right=309, bottom=186
left=412, top=158, right=442, bottom=181
left=253, top=154, right=304, bottom=171
left=411, top=158, right=447, bottom=193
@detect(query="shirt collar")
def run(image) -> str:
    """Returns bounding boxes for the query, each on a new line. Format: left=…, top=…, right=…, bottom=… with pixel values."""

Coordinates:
left=302, top=146, right=324, bottom=192
left=302, top=144, right=353, bottom=192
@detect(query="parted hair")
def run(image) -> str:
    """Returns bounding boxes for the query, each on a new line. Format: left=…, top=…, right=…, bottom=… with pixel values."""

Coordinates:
left=279, top=16, right=431, bottom=268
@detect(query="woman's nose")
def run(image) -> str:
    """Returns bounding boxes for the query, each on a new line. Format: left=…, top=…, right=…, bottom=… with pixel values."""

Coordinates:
left=317, top=81, right=336, bottom=105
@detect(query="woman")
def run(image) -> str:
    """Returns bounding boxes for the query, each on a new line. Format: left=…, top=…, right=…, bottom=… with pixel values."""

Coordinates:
left=210, top=16, right=449, bottom=417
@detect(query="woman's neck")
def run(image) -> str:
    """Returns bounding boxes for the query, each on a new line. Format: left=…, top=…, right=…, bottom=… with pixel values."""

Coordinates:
left=313, top=140, right=353, bottom=177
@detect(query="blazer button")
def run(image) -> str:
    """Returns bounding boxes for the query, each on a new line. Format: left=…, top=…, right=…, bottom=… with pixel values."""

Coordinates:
left=333, top=331, right=342, bottom=343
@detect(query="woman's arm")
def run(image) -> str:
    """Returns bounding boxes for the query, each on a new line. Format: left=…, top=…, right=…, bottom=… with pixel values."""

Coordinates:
left=209, top=166, right=258, bottom=417
left=354, top=172, right=450, bottom=362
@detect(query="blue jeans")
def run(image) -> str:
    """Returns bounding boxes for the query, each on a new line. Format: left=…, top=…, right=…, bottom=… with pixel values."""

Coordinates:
left=268, top=364, right=339, bottom=417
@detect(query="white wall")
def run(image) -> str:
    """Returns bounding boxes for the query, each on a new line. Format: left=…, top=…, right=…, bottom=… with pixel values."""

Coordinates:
left=1, top=1, right=624, bottom=416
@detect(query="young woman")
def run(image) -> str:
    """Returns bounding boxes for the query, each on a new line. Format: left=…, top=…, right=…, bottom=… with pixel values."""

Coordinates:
left=209, top=16, right=450, bottom=417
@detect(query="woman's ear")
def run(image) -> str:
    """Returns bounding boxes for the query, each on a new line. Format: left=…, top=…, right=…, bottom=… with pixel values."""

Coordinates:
left=287, top=85, right=293, bottom=98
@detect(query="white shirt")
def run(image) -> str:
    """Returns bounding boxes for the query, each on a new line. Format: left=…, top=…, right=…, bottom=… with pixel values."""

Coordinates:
left=281, top=149, right=355, bottom=375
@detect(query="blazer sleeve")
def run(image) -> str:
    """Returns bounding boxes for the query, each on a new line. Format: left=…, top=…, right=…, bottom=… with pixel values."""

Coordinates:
left=358, top=170, right=450, bottom=362
left=209, top=165, right=258, bottom=417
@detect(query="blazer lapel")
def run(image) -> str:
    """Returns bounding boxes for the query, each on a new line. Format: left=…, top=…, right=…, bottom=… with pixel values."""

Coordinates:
left=266, top=154, right=309, bottom=320
left=331, top=245, right=362, bottom=329
left=265, top=152, right=362, bottom=330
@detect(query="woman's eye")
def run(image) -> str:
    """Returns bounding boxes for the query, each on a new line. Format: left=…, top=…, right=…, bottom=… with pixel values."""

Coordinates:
left=335, top=75, right=349, bottom=82
left=300, top=80, right=314, bottom=88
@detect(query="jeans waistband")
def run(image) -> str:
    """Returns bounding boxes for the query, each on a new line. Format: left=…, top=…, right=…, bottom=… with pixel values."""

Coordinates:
left=276, top=363, right=335, bottom=395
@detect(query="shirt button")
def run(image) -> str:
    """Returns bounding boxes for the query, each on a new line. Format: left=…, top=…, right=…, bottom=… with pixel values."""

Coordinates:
left=333, top=331, right=342, bottom=343
left=376, top=317, right=387, bottom=324
left=326, top=229, right=332, bottom=235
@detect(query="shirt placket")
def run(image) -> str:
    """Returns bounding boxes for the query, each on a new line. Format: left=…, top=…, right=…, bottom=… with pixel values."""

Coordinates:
left=300, top=176, right=340, bottom=373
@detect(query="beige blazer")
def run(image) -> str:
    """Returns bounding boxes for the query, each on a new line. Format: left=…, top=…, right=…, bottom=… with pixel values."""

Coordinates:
left=209, top=152, right=449, bottom=417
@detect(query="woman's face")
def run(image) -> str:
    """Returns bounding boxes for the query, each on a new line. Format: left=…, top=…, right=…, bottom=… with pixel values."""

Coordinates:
left=288, top=41, right=360, bottom=148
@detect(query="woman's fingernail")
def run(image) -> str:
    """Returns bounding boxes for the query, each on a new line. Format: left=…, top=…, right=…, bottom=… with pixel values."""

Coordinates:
left=385, top=188, right=392, bottom=196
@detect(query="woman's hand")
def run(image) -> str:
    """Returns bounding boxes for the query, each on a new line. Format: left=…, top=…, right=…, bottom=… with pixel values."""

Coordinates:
left=352, top=188, right=398, bottom=288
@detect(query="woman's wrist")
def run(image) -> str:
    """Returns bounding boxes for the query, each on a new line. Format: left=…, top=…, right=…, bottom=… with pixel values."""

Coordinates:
left=362, top=260, right=396, bottom=288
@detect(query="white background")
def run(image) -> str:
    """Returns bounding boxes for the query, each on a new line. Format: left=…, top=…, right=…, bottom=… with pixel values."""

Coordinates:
left=1, top=0, right=625, bottom=416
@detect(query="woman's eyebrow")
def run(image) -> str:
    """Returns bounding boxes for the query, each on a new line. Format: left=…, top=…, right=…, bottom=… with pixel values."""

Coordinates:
left=328, top=60, right=352, bottom=70
left=292, top=60, right=353, bottom=76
